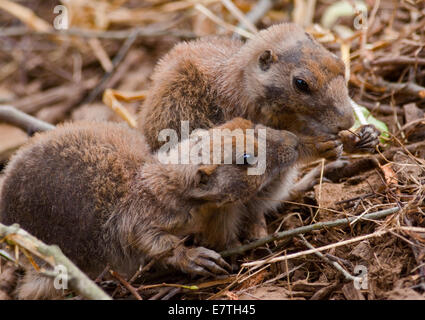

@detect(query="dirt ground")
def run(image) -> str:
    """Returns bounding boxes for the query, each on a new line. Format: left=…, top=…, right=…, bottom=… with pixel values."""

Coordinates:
left=0, top=0, right=424, bottom=300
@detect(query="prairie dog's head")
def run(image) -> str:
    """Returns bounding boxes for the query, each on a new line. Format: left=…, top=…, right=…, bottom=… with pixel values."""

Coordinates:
left=241, top=23, right=355, bottom=137
left=158, top=118, right=298, bottom=206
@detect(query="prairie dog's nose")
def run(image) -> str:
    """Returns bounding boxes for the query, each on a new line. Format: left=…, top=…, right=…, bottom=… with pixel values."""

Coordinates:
left=327, top=78, right=355, bottom=132
left=338, top=108, right=355, bottom=131
left=335, top=99, right=356, bottom=132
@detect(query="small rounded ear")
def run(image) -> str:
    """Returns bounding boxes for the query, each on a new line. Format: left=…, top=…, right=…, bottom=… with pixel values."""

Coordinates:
left=258, top=49, right=277, bottom=71
left=196, top=165, right=217, bottom=186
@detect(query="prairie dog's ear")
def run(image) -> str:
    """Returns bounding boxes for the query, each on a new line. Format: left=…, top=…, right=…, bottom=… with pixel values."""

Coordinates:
left=258, top=49, right=277, bottom=71
left=216, top=118, right=254, bottom=131
left=196, top=165, right=217, bottom=186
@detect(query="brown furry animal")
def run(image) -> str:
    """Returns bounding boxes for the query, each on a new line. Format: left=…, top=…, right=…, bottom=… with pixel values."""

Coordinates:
left=138, top=23, right=356, bottom=151
left=0, top=118, right=300, bottom=299
left=137, top=22, right=380, bottom=238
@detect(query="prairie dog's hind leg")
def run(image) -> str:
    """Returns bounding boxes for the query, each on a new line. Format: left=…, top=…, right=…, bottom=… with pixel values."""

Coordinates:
left=15, top=266, right=65, bottom=300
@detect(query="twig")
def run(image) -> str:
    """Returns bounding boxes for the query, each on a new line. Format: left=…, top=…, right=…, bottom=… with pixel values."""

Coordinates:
left=372, top=56, right=425, bottom=66
left=220, top=206, right=399, bottom=257
left=379, top=80, right=425, bottom=99
left=243, top=229, right=390, bottom=269
left=83, top=30, right=139, bottom=104
left=11, top=82, right=94, bottom=114
left=161, top=287, right=182, bottom=300
left=194, top=3, right=254, bottom=39
left=0, top=105, right=55, bottom=134
left=0, top=26, right=196, bottom=40
left=94, top=264, right=110, bottom=283
left=298, top=235, right=356, bottom=282
left=0, top=223, right=111, bottom=300
left=138, top=282, right=199, bottom=291
left=110, top=270, right=143, bottom=300
left=88, top=38, right=113, bottom=72
left=240, top=0, right=275, bottom=27
left=221, top=0, right=257, bottom=33
left=359, top=101, right=403, bottom=115
left=0, top=0, right=51, bottom=32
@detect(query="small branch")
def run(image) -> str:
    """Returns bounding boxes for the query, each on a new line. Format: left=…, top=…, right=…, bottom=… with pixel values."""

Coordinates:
left=83, top=30, right=139, bottom=105
left=194, top=3, right=254, bottom=39
left=0, top=0, right=51, bottom=32
left=0, top=222, right=111, bottom=300
left=0, top=26, right=196, bottom=40
left=372, top=56, right=425, bottom=67
left=379, top=80, right=425, bottom=99
left=298, top=234, right=356, bottom=282
left=359, top=101, right=403, bottom=116
left=0, top=105, right=55, bottom=134
left=220, top=206, right=399, bottom=257
left=241, top=0, right=275, bottom=27
left=242, top=229, right=390, bottom=269
left=221, top=0, right=258, bottom=34
left=110, top=270, right=143, bottom=300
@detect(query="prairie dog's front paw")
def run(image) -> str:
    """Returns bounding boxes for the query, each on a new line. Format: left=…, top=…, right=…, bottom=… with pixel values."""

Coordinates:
left=340, top=124, right=381, bottom=154
left=315, top=137, right=343, bottom=160
left=299, top=135, right=343, bottom=161
left=166, top=246, right=231, bottom=277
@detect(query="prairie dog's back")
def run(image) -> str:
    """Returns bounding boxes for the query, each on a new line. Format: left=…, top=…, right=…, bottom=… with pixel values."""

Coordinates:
left=138, top=37, right=243, bottom=150
left=0, top=122, right=150, bottom=275
left=151, top=36, right=243, bottom=78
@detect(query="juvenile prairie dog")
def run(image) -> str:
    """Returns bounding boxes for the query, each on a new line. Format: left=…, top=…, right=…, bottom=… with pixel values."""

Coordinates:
left=139, top=22, right=359, bottom=151
left=0, top=118, right=300, bottom=299
left=138, top=22, right=380, bottom=237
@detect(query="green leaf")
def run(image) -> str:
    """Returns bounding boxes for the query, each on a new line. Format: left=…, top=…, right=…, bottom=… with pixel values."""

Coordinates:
left=351, top=103, right=389, bottom=142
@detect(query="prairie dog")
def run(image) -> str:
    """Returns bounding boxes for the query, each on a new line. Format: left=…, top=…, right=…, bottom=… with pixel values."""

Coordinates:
left=138, top=23, right=356, bottom=152
left=137, top=22, right=379, bottom=238
left=0, top=118, right=299, bottom=299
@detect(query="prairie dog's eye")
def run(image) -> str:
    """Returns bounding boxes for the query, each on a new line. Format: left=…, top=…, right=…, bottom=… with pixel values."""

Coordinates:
left=293, top=77, right=310, bottom=93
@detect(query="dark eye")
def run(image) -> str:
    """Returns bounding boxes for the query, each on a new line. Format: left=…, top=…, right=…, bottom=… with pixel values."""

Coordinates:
left=293, top=77, right=310, bottom=93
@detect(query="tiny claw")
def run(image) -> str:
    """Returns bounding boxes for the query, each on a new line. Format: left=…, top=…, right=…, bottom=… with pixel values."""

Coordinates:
left=340, top=124, right=381, bottom=154
left=197, top=258, right=229, bottom=275
left=188, top=263, right=215, bottom=277
left=199, top=248, right=232, bottom=272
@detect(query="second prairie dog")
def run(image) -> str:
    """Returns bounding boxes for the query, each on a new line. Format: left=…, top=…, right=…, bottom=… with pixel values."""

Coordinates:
left=0, top=118, right=299, bottom=299
left=137, top=23, right=380, bottom=238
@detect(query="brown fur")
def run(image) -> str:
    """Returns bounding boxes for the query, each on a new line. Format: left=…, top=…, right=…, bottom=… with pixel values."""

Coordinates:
left=0, top=262, right=18, bottom=300
left=138, top=23, right=354, bottom=152
left=137, top=23, right=355, bottom=239
left=16, top=266, right=62, bottom=300
left=0, top=118, right=299, bottom=299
